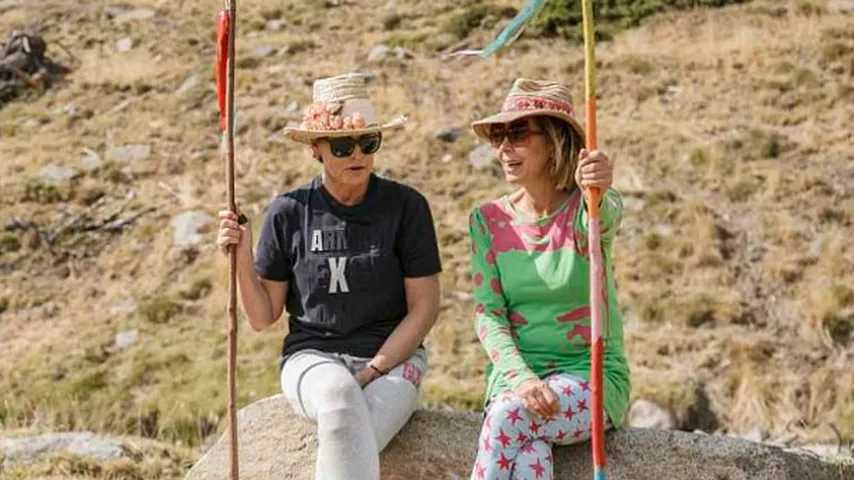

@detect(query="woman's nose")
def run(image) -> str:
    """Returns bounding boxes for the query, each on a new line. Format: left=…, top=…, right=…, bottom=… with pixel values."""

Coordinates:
left=497, top=137, right=512, bottom=152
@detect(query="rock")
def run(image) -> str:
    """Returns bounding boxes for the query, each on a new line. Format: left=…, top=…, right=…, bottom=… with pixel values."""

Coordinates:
left=62, top=103, right=80, bottom=118
left=109, top=298, right=137, bottom=316
left=116, top=37, right=134, bottom=52
left=367, top=44, right=413, bottom=64
left=368, top=45, right=393, bottom=63
left=829, top=0, right=854, bottom=14
left=38, top=165, right=77, bottom=185
left=0, top=432, right=126, bottom=467
left=468, top=144, right=497, bottom=170
left=177, top=74, right=200, bottom=95
left=285, top=100, right=300, bottom=113
left=80, top=148, right=102, bottom=172
left=252, top=45, right=276, bottom=58
left=107, top=144, right=151, bottom=163
left=114, top=329, right=138, bottom=351
left=441, top=153, right=453, bottom=163
left=627, top=399, right=676, bottom=430
left=350, top=69, right=377, bottom=83
left=171, top=211, right=213, bottom=248
left=741, top=426, right=769, bottom=443
left=113, top=8, right=156, bottom=24
left=434, top=127, right=462, bottom=143
left=185, top=395, right=854, bottom=480
left=266, top=19, right=286, bottom=31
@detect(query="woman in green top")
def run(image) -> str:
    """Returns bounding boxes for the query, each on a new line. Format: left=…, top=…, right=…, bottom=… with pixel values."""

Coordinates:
left=467, top=79, right=630, bottom=480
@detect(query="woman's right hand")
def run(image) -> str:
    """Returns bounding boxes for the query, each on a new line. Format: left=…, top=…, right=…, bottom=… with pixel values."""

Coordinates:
left=217, top=209, right=252, bottom=259
left=514, top=378, right=560, bottom=419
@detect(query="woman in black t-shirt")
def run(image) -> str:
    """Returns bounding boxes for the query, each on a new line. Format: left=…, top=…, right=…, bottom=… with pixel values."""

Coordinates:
left=217, top=73, right=441, bottom=480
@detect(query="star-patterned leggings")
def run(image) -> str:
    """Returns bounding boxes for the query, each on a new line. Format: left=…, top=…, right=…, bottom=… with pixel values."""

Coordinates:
left=471, top=373, right=606, bottom=480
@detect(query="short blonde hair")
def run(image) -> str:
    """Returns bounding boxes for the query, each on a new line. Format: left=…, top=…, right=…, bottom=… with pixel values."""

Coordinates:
left=536, top=116, right=582, bottom=190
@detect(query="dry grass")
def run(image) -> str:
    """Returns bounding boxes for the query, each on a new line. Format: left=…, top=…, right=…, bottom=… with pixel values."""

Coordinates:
left=1, top=0, right=853, bottom=476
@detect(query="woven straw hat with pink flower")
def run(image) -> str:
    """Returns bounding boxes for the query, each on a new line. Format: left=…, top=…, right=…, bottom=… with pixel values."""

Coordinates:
left=471, top=78, right=585, bottom=141
left=284, top=73, right=406, bottom=144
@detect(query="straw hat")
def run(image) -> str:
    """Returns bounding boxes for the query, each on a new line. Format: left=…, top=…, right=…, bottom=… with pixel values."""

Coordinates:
left=471, top=78, right=585, bottom=142
left=284, top=73, right=406, bottom=144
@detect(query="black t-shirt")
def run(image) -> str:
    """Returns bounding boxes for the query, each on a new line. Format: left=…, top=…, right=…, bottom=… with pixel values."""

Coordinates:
left=254, top=174, right=442, bottom=359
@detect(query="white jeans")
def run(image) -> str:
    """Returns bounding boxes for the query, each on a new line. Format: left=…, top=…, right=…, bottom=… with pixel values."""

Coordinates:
left=280, top=348, right=428, bottom=480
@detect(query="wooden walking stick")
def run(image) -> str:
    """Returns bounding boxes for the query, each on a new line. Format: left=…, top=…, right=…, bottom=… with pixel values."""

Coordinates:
left=580, top=1, right=607, bottom=479
left=216, top=1, right=239, bottom=478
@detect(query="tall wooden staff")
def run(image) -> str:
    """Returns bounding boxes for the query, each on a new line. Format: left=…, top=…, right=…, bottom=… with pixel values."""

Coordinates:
left=580, top=1, right=607, bottom=479
left=216, top=1, right=239, bottom=478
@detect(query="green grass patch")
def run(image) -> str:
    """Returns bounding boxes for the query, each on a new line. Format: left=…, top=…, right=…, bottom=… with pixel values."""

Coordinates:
left=442, top=3, right=517, bottom=40
left=530, top=0, right=752, bottom=40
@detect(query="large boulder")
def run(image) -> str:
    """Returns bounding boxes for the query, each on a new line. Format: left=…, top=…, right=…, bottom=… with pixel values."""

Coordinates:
left=186, top=395, right=853, bottom=480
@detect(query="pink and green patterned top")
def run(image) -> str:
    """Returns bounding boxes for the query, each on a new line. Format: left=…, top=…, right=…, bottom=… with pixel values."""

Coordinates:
left=470, top=187, right=631, bottom=427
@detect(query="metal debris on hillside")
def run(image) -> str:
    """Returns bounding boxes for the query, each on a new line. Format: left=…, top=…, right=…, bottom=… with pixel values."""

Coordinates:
left=0, top=31, right=69, bottom=106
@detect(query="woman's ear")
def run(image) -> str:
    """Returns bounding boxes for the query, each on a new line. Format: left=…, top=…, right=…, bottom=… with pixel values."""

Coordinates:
left=310, top=142, right=323, bottom=163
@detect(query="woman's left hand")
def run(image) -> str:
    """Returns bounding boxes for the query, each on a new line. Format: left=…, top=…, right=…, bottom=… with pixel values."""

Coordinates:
left=353, top=367, right=381, bottom=388
left=575, top=149, right=614, bottom=191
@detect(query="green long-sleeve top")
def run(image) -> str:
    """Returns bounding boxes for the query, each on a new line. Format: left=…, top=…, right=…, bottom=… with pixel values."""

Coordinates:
left=470, top=187, right=631, bottom=427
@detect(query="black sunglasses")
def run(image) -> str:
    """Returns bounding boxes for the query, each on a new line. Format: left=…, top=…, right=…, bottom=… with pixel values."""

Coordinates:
left=487, top=120, right=543, bottom=148
left=326, top=133, right=383, bottom=158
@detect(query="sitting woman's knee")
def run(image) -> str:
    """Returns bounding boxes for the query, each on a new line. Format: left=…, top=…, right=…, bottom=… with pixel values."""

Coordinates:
left=316, top=376, right=363, bottom=408
left=485, top=394, right=529, bottom=429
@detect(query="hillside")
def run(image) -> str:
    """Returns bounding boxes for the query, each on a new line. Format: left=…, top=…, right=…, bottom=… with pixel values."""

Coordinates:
left=1, top=0, right=852, bottom=477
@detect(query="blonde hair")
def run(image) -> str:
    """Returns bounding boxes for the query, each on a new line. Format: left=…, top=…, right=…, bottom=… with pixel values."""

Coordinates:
left=536, top=116, right=582, bottom=191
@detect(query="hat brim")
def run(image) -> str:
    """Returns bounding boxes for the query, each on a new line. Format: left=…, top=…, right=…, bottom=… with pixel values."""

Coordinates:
left=284, top=116, right=407, bottom=144
left=471, top=110, right=585, bottom=144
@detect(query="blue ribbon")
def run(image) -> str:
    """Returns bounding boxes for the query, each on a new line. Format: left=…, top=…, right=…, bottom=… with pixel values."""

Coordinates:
left=479, top=0, right=547, bottom=58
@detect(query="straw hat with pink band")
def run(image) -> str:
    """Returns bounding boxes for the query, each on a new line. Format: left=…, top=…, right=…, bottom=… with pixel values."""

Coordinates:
left=284, top=73, right=407, bottom=144
left=471, top=78, right=585, bottom=143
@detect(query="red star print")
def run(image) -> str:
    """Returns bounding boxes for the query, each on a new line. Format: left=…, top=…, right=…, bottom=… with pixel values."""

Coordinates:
left=573, top=428, right=585, bottom=439
left=482, top=436, right=493, bottom=453
left=555, top=429, right=567, bottom=441
left=521, top=442, right=537, bottom=454
left=576, top=399, right=588, bottom=412
left=579, top=380, right=590, bottom=392
left=563, top=406, right=575, bottom=421
left=516, top=432, right=528, bottom=444
left=491, top=278, right=502, bottom=294
left=496, top=429, right=512, bottom=448
left=506, top=407, right=523, bottom=426
left=475, top=462, right=486, bottom=479
left=561, top=385, right=574, bottom=396
left=497, top=452, right=513, bottom=471
left=528, top=419, right=541, bottom=435
left=485, top=250, right=496, bottom=264
left=529, top=458, right=546, bottom=478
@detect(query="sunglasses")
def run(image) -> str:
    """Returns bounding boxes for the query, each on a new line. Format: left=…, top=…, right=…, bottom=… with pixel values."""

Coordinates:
left=487, top=121, right=544, bottom=148
left=326, top=133, right=383, bottom=158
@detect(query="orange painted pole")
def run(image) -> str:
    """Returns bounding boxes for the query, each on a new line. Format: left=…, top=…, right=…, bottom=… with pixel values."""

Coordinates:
left=581, top=1, right=606, bottom=479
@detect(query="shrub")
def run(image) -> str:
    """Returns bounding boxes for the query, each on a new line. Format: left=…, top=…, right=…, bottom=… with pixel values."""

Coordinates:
left=530, top=0, right=752, bottom=40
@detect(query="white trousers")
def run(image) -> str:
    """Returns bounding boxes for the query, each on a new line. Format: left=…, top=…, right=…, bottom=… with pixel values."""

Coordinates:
left=281, top=348, right=428, bottom=480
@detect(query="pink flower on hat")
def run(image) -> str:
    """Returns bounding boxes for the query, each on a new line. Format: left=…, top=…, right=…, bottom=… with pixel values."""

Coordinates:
left=300, top=103, right=371, bottom=132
